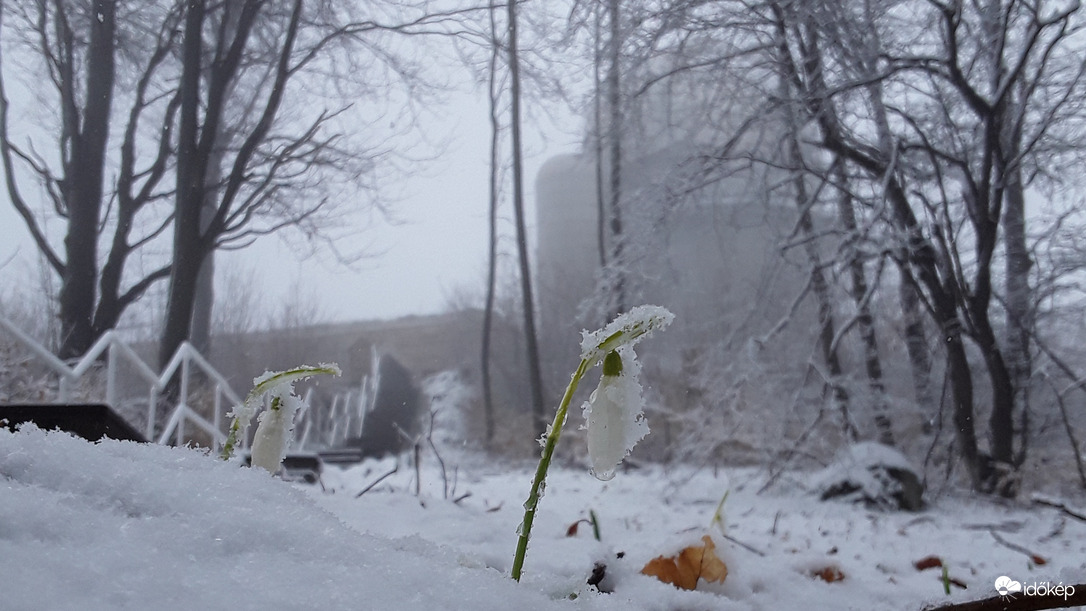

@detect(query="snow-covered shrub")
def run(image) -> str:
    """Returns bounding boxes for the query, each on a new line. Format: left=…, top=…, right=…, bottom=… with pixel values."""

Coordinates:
left=811, top=442, right=923, bottom=511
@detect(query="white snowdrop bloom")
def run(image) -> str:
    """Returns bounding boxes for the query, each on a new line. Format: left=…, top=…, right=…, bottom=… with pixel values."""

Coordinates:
left=250, top=387, right=305, bottom=474
left=229, top=363, right=341, bottom=431
left=580, top=305, right=674, bottom=365
left=222, top=363, right=340, bottom=466
left=582, top=346, right=648, bottom=481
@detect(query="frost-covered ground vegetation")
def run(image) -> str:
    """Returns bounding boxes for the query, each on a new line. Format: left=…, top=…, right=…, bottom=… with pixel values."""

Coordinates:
left=3, top=420, right=1086, bottom=610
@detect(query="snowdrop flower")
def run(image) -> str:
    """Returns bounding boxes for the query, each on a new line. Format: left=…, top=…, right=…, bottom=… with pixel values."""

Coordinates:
left=582, top=346, right=647, bottom=481
left=249, top=386, right=305, bottom=473
left=220, top=363, right=340, bottom=468
left=512, top=305, right=672, bottom=581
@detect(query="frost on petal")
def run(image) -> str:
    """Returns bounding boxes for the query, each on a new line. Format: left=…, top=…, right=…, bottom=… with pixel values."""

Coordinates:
left=226, top=398, right=259, bottom=427
left=250, top=405, right=292, bottom=473
left=580, top=305, right=674, bottom=364
left=248, top=386, right=306, bottom=473
left=582, top=347, right=648, bottom=481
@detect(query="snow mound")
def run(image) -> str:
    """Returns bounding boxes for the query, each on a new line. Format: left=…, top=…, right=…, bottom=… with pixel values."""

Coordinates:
left=0, top=425, right=583, bottom=610
left=811, top=442, right=923, bottom=511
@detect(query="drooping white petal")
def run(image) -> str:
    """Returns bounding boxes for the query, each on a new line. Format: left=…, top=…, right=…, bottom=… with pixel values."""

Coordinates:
left=249, top=388, right=306, bottom=474
left=250, top=405, right=291, bottom=473
left=580, top=305, right=674, bottom=365
left=582, top=346, right=648, bottom=481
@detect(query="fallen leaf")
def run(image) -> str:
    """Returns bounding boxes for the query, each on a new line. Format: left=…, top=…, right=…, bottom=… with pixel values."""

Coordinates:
left=566, top=520, right=582, bottom=537
left=1031, top=554, right=1047, bottom=566
left=810, top=565, right=845, bottom=583
left=641, top=535, right=728, bottom=590
left=914, top=556, right=943, bottom=571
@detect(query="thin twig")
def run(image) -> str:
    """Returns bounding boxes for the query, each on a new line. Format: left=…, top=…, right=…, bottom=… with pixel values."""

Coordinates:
left=354, top=465, right=398, bottom=498
left=425, top=409, right=449, bottom=499
left=720, top=532, right=766, bottom=557
left=1032, top=496, right=1086, bottom=522
left=988, top=529, right=1042, bottom=563
left=758, top=362, right=825, bottom=495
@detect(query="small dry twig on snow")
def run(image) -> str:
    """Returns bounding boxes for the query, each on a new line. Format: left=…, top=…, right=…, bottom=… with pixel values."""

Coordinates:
left=988, top=530, right=1046, bottom=565
left=920, top=584, right=1086, bottom=611
left=1032, top=497, right=1086, bottom=523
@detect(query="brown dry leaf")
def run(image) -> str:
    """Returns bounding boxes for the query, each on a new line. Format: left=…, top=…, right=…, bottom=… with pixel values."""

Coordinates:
left=811, top=565, right=846, bottom=583
left=1031, top=554, right=1047, bottom=566
left=641, top=535, right=728, bottom=590
left=566, top=520, right=582, bottom=537
left=913, top=556, right=943, bottom=571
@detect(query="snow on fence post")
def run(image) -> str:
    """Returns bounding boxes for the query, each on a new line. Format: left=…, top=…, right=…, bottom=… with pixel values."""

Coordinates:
left=146, top=387, right=157, bottom=442
left=177, top=356, right=191, bottom=444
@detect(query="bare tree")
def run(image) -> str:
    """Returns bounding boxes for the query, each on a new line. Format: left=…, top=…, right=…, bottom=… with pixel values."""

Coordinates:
left=779, top=82, right=857, bottom=441
left=480, top=0, right=504, bottom=447
left=503, top=0, right=547, bottom=437
left=0, top=0, right=178, bottom=358
left=769, top=0, right=1086, bottom=493
left=159, top=0, right=485, bottom=368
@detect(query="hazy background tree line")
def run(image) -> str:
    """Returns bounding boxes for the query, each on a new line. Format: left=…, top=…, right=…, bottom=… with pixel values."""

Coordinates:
left=2, top=0, right=1086, bottom=499
left=492, top=0, right=1086, bottom=498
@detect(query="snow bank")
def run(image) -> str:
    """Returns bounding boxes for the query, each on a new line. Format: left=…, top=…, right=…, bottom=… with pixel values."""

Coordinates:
left=0, top=425, right=584, bottom=611
left=3, top=425, right=1084, bottom=610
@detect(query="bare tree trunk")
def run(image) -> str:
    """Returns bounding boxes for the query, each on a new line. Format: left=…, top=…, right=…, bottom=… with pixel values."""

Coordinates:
left=159, top=0, right=210, bottom=370
left=781, top=95, right=855, bottom=440
left=1003, top=167, right=1032, bottom=465
left=605, top=0, right=625, bottom=318
left=506, top=0, right=547, bottom=438
left=481, top=3, right=501, bottom=447
left=57, top=0, right=116, bottom=359
left=992, top=4, right=1032, bottom=466
left=592, top=2, right=607, bottom=270
left=190, top=145, right=223, bottom=355
left=833, top=162, right=893, bottom=445
left=161, top=0, right=302, bottom=370
left=868, top=80, right=936, bottom=432
left=899, top=278, right=936, bottom=428
left=865, top=83, right=985, bottom=490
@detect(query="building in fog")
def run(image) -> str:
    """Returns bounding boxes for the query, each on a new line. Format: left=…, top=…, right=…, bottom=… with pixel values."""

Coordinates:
left=534, top=146, right=804, bottom=376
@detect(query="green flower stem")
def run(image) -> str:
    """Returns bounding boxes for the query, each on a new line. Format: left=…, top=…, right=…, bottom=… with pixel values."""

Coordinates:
left=511, top=357, right=592, bottom=582
left=589, top=509, right=601, bottom=542
left=220, top=418, right=245, bottom=461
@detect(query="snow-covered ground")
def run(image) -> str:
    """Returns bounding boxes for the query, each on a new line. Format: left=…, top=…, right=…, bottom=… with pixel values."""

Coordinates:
left=2, top=424, right=1085, bottom=610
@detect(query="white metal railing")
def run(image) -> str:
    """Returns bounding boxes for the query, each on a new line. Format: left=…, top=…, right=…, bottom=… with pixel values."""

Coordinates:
left=295, top=373, right=371, bottom=450
left=0, top=315, right=242, bottom=448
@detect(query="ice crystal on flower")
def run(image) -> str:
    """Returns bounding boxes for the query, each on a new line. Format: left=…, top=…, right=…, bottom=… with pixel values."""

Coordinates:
left=579, top=305, right=674, bottom=365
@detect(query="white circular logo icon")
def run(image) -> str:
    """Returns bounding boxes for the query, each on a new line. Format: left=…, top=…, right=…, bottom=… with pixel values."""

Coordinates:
left=994, top=576, right=1022, bottom=596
